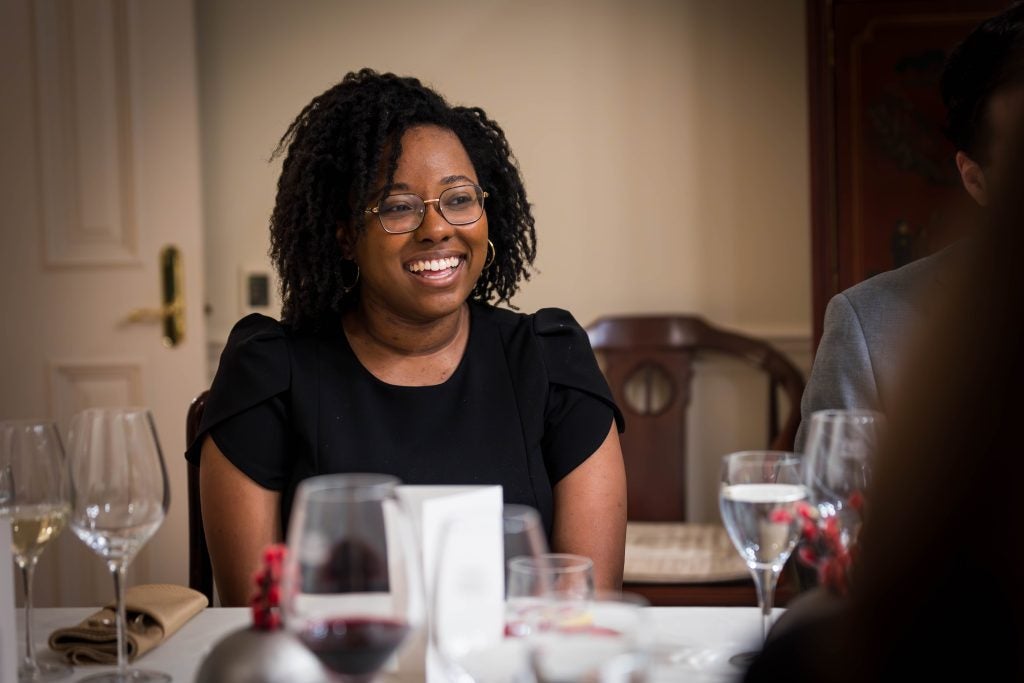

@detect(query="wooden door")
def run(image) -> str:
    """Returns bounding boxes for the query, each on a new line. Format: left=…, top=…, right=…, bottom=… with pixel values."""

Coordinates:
left=0, top=0, right=206, bottom=605
left=808, top=0, right=1010, bottom=345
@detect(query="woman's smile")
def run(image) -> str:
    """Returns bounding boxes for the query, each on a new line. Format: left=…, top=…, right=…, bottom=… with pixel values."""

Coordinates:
left=404, top=252, right=467, bottom=285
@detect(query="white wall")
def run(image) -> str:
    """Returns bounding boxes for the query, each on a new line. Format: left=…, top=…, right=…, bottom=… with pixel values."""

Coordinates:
left=196, top=0, right=812, bottom=522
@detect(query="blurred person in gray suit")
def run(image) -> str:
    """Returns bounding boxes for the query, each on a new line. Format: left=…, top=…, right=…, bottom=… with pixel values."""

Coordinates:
left=796, top=4, right=1024, bottom=450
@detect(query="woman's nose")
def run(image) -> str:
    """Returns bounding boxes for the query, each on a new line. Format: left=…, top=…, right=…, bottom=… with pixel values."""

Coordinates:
left=416, top=202, right=455, bottom=242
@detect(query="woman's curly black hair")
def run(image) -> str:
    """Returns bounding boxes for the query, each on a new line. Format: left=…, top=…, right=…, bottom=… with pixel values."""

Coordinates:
left=269, top=68, right=537, bottom=329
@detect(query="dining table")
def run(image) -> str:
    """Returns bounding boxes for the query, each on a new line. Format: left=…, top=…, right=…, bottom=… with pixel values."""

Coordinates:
left=18, top=606, right=781, bottom=682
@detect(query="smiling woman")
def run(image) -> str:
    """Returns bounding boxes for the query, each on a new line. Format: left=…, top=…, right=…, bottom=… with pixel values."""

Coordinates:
left=185, top=69, right=627, bottom=606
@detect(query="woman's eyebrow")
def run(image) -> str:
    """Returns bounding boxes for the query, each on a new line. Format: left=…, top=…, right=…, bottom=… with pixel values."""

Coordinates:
left=440, top=174, right=473, bottom=185
left=374, top=175, right=473, bottom=197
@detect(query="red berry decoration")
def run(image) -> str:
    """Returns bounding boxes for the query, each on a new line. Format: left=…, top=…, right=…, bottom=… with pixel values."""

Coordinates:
left=793, top=494, right=866, bottom=597
left=251, top=543, right=288, bottom=631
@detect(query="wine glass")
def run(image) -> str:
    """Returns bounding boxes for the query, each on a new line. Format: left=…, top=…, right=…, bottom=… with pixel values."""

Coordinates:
left=803, top=409, right=883, bottom=551
left=66, top=408, right=170, bottom=683
left=501, top=505, right=548, bottom=582
left=282, top=474, right=423, bottom=683
left=506, top=554, right=594, bottom=601
left=0, top=420, right=72, bottom=682
left=501, top=505, right=549, bottom=639
left=718, top=450, right=805, bottom=666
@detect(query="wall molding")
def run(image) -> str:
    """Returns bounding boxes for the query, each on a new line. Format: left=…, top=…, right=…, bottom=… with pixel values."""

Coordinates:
left=48, top=358, right=145, bottom=430
left=33, top=0, right=141, bottom=268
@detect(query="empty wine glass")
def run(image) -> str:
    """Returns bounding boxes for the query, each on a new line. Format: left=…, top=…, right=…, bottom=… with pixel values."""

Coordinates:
left=501, top=505, right=549, bottom=638
left=66, top=408, right=170, bottom=683
left=506, top=554, right=594, bottom=602
left=719, top=451, right=805, bottom=667
left=282, top=474, right=423, bottom=683
left=803, top=409, right=883, bottom=550
left=501, top=505, right=548, bottom=582
left=0, top=420, right=72, bottom=682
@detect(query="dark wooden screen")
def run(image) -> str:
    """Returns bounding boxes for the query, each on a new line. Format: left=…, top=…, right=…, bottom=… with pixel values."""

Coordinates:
left=808, top=0, right=1010, bottom=345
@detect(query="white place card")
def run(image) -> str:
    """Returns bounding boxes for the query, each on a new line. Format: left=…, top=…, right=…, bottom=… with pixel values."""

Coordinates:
left=0, top=523, right=16, bottom=683
left=395, top=485, right=504, bottom=682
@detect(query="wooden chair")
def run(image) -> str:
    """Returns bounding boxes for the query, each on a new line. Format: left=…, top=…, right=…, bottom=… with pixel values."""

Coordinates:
left=586, top=315, right=806, bottom=605
left=186, top=390, right=213, bottom=604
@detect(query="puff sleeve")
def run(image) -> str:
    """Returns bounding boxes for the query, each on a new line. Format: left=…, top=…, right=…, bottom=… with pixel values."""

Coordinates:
left=184, top=314, right=291, bottom=490
left=533, top=308, right=625, bottom=484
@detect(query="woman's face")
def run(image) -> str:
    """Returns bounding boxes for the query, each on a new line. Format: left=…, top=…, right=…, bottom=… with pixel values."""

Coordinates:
left=348, top=125, right=489, bottom=324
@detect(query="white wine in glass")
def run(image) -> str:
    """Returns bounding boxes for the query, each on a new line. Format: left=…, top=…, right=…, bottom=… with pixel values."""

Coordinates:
left=0, top=420, right=72, bottom=682
left=66, top=408, right=170, bottom=683
left=719, top=450, right=805, bottom=668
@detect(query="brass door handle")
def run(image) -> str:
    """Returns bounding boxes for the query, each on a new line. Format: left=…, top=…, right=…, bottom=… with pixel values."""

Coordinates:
left=124, top=246, right=185, bottom=347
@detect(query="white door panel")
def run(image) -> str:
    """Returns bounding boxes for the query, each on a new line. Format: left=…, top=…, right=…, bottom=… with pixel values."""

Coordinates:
left=0, top=0, right=206, bottom=606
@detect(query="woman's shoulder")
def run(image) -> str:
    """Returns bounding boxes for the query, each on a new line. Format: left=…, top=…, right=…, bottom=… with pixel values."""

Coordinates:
left=213, top=314, right=296, bottom=388
left=473, top=302, right=625, bottom=433
left=225, top=313, right=288, bottom=344
left=473, top=302, right=599, bottom=381
left=222, top=313, right=330, bottom=352
left=471, top=302, right=588, bottom=340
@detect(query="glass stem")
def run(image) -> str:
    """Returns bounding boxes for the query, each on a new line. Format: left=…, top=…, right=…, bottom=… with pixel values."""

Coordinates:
left=111, top=560, right=129, bottom=674
left=21, top=561, right=38, bottom=672
left=750, top=566, right=780, bottom=645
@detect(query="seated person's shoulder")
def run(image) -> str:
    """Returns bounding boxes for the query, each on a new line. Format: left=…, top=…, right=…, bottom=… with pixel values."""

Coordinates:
left=224, top=313, right=289, bottom=348
left=474, top=302, right=586, bottom=339
left=212, top=314, right=293, bottom=398
left=838, top=249, right=950, bottom=314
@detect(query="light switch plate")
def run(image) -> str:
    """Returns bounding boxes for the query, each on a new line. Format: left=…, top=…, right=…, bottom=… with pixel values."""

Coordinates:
left=238, top=265, right=282, bottom=318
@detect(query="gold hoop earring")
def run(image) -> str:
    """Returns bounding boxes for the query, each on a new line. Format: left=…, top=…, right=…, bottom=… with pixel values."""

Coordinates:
left=342, top=263, right=360, bottom=294
left=484, top=240, right=496, bottom=269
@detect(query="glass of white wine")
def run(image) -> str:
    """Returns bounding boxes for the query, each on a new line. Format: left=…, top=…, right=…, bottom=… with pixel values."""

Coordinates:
left=0, top=420, right=72, bottom=682
left=66, top=408, right=170, bottom=683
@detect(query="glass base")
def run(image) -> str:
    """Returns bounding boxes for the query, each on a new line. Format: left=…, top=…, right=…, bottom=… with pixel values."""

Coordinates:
left=18, top=659, right=73, bottom=682
left=728, top=650, right=759, bottom=669
left=76, top=670, right=171, bottom=683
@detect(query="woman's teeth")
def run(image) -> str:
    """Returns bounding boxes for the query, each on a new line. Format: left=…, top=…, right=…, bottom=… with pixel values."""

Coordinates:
left=407, top=256, right=462, bottom=273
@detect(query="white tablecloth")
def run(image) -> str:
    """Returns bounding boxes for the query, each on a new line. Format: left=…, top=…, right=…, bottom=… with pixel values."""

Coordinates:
left=18, top=606, right=778, bottom=682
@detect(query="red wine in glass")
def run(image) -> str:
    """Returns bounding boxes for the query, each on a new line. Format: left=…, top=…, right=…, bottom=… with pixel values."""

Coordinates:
left=298, top=617, right=411, bottom=682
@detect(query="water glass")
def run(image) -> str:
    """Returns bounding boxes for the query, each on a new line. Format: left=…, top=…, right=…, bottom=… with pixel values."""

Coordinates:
left=719, top=450, right=805, bottom=666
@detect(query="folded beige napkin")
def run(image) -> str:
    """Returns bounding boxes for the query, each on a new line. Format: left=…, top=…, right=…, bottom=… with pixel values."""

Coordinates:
left=49, top=583, right=208, bottom=665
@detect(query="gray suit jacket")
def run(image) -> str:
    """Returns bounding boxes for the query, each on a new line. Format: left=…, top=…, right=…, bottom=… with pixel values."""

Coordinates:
left=795, top=251, right=949, bottom=451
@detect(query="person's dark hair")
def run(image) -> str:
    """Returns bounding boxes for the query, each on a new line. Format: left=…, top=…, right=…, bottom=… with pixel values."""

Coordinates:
left=269, top=69, right=537, bottom=328
left=941, top=1, right=1024, bottom=161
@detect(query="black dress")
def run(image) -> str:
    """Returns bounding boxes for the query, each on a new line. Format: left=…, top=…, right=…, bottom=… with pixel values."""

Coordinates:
left=184, top=302, right=624, bottom=537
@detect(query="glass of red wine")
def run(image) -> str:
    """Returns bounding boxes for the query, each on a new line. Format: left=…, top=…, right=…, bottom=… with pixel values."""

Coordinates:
left=282, top=474, right=423, bottom=682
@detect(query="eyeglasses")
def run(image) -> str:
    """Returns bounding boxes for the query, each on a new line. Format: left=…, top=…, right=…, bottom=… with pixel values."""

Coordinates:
left=364, top=184, right=489, bottom=234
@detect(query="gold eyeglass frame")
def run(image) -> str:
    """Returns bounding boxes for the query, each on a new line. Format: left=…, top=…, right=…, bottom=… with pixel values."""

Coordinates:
left=363, top=183, right=489, bottom=234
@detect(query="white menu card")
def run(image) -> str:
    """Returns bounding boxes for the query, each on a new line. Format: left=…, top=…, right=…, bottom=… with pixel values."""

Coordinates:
left=395, top=485, right=504, bottom=682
